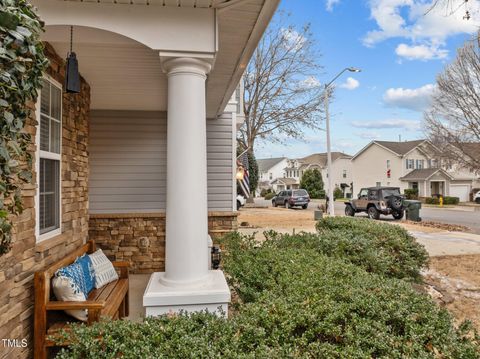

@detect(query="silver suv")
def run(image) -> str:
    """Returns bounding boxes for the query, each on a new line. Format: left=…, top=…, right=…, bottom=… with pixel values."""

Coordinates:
left=272, top=189, right=310, bottom=209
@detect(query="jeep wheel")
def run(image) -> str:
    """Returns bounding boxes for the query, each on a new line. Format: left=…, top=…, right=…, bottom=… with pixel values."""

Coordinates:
left=476, top=197, right=480, bottom=204
left=392, top=210, right=404, bottom=220
left=345, top=205, right=355, bottom=217
left=367, top=206, right=380, bottom=220
left=302, top=204, right=308, bottom=209
left=284, top=201, right=289, bottom=208
left=237, top=200, right=241, bottom=210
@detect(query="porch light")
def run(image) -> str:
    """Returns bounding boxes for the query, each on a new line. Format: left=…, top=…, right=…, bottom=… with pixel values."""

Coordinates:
left=236, top=166, right=245, bottom=180
left=65, top=26, right=80, bottom=93
left=211, top=246, right=222, bottom=270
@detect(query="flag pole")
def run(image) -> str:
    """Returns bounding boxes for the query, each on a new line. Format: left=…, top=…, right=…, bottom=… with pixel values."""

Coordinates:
left=236, top=147, right=250, bottom=159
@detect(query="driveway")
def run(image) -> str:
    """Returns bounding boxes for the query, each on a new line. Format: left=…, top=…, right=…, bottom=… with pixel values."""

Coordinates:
left=254, top=198, right=480, bottom=234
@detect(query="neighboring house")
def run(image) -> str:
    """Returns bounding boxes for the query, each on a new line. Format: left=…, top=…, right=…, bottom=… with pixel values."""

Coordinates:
left=283, top=152, right=353, bottom=196
left=258, top=157, right=288, bottom=182
left=351, top=139, right=480, bottom=201
left=270, top=177, right=299, bottom=192
left=2, top=1, right=279, bottom=357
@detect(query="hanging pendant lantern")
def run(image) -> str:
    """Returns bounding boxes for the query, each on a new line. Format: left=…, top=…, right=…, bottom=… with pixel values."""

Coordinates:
left=65, top=26, right=80, bottom=93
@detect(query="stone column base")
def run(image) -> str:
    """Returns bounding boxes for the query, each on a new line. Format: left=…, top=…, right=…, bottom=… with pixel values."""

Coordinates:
left=143, top=270, right=230, bottom=317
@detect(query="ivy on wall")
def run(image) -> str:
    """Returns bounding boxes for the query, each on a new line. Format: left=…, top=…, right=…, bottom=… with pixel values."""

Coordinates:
left=0, top=0, right=48, bottom=255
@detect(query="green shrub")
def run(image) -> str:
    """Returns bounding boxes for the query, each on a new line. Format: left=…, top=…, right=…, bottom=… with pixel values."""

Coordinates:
left=260, top=188, right=272, bottom=197
left=264, top=192, right=275, bottom=200
left=314, top=217, right=428, bottom=281
left=299, top=168, right=324, bottom=199
left=318, top=189, right=326, bottom=199
left=404, top=188, right=419, bottom=199
left=267, top=217, right=429, bottom=282
left=425, top=197, right=440, bottom=205
left=333, top=186, right=343, bottom=199
left=56, top=238, right=479, bottom=358
left=444, top=196, right=460, bottom=205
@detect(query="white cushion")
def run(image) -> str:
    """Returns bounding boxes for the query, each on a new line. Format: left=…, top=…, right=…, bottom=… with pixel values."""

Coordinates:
left=88, top=249, right=119, bottom=288
left=51, top=276, right=88, bottom=321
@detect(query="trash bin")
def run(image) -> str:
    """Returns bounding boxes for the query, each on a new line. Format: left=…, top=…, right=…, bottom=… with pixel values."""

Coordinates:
left=314, top=210, right=323, bottom=220
left=404, top=200, right=422, bottom=222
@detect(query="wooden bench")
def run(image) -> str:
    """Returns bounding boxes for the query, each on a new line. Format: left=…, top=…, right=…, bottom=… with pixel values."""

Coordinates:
left=34, top=240, right=129, bottom=359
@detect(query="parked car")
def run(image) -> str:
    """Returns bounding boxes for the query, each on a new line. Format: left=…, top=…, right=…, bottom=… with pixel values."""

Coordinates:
left=236, top=194, right=246, bottom=210
left=272, top=189, right=310, bottom=209
left=475, top=190, right=480, bottom=204
left=345, top=186, right=405, bottom=220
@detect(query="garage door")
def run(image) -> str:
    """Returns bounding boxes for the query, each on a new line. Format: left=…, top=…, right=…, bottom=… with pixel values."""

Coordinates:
left=449, top=184, right=470, bottom=202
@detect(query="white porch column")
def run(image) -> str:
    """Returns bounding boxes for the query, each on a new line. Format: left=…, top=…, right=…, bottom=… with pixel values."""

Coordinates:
left=162, top=57, right=211, bottom=286
left=143, top=55, right=230, bottom=317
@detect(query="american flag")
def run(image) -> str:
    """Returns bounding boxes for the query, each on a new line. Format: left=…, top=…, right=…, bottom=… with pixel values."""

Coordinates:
left=237, top=151, right=250, bottom=198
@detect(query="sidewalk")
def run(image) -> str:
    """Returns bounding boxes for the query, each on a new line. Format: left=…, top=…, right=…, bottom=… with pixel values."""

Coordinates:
left=409, top=230, right=480, bottom=257
left=422, top=204, right=480, bottom=212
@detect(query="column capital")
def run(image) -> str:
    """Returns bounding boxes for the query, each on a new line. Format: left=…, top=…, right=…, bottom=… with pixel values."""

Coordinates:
left=159, top=52, right=215, bottom=77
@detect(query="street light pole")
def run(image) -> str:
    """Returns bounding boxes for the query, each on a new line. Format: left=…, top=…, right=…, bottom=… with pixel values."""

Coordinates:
left=324, top=67, right=361, bottom=217
left=324, top=85, right=335, bottom=217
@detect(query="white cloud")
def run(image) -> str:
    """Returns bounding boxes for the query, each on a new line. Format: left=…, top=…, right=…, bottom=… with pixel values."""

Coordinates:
left=356, top=131, right=382, bottom=140
left=363, top=0, right=480, bottom=61
left=351, top=119, right=421, bottom=131
left=395, top=43, right=448, bottom=60
left=333, top=139, right=357, bottom=152
left=281, top=28, right=307, bottom=51
left=383, top=84, right=436, bottom=111
left=299, top=76, right=321, bottom=89
left=339, top=77, right=360, bottom=90
left=326, top=0, right=341, bottom=12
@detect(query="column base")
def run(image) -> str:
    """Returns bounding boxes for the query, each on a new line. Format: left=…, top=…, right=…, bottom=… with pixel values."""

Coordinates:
left=143, top=270, right=231, bottom=317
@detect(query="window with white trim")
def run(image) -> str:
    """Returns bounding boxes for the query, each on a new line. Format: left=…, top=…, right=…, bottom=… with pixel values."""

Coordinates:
left=38, top=79, right=62, bottom=237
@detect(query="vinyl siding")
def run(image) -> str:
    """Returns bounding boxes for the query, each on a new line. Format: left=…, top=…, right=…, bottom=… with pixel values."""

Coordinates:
left=89, top=110, right=234, bottom=213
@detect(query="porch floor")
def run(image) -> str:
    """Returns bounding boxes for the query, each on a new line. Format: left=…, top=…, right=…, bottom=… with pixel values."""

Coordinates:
left=126, top=274, right=150, bottom=322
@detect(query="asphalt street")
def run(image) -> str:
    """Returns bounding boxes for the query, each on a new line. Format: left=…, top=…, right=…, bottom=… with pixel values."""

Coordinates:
left=254, top=198, right=480, bottom=234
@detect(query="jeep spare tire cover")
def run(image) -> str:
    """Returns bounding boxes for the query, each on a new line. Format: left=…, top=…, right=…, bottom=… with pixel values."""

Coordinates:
left=389, top=196, right=403, bottom=210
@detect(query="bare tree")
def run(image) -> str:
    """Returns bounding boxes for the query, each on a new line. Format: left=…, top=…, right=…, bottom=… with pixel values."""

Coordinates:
left=426, top=0, right=472, bottom=19
left=424, top=36, right=480, bottom=172
left=238, top=13, right=324, bottom=152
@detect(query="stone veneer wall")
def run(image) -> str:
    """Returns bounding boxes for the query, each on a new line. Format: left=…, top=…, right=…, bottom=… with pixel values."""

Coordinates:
left=89, top=212, right=238, bottom=274
left=0, top=43, right=90, bottom=359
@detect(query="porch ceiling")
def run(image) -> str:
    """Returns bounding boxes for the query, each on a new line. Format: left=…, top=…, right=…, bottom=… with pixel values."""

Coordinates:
left=38, top=0, right=279, bottom=116
left=63, top=0, right=228, bottom=7
left=45, top=26, right=167, bottom=111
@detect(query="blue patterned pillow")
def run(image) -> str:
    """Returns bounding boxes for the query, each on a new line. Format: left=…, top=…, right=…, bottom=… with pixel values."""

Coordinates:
left=56, top=255, right=94, bottom=297
left=75, top=255, right=95, bottom=295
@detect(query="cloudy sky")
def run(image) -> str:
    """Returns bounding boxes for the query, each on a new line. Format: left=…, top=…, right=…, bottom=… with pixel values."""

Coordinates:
left=255, top=0, right=480, bottom=159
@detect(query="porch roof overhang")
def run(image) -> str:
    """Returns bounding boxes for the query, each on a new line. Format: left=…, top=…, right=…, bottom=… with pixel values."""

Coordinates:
left=271, top=178, right=298, bottom=186
left=31, top=0, right=280, bottom=118
left=400, top=168, right=454, bottom=181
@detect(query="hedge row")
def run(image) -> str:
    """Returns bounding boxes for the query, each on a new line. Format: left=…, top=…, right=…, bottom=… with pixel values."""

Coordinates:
left=425, top=196, right=460, bottom=205
left=55, top=218, right=479, bottom=358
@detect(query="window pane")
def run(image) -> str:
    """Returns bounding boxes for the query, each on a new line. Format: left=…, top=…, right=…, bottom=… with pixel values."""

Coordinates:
left=51, top=85, right=62, bottom=120
left=40, top=80, right=50, bottom=116
left=40, top=159, right=60, bottom=234
left=40, top=115, right=49, bottom=151
left=50, top=120, right=61, bottom=154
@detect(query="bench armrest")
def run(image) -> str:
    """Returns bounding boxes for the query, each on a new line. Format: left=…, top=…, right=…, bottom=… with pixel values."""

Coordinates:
left=112, top=261, right=129, bottom=279
left=111, top=261, right=130, bottom=268
left=46, top=300, right=106, bottom=311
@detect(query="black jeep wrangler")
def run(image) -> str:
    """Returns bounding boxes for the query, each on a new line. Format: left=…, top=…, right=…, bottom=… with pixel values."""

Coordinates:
left=345, top=186, right=405, bottom=220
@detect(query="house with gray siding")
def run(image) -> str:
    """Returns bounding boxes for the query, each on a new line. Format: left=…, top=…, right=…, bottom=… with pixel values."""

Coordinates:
left=1, top=1, right=280, bottom=357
